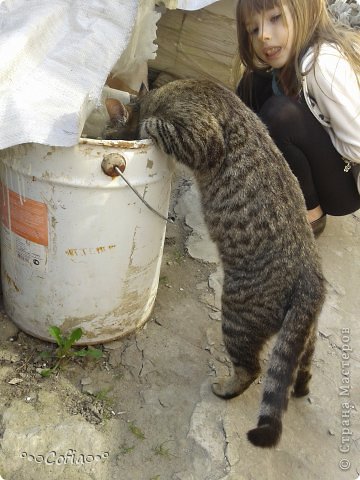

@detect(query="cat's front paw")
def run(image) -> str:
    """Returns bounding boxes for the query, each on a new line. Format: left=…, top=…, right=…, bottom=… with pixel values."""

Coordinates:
left=211, top=371, right=256, bottom=399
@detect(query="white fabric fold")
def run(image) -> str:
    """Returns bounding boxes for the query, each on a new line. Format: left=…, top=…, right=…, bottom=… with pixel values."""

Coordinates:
left=0, top=0, right=139, bottom=148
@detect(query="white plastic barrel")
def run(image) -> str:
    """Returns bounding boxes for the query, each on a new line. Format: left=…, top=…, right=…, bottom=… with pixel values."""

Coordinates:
left=0, top=139, right=174, bottom=344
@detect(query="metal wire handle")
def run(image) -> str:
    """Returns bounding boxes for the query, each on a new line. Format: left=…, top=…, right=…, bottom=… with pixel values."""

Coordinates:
left=114, top=166, right=173, bottom=224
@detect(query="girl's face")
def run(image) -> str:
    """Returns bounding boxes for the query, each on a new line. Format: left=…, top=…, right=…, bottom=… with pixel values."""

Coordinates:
left=245, top=4, right=294, bottom=69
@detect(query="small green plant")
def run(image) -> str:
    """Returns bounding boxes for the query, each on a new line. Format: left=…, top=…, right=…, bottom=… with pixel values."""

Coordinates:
left=150, top=476, right=161, bottom=480
left=93, top=388, right=115, bottom=408
left=159, top=275, right=168, bottom=285
left=119, top=443, right=135, bottom=455
left=153, top=441, right=174, bottom=458
left=128, top=421, right=145, bottom=440
left=173, top=249, right=184, bottom=263
left=40, top=326, right=102, bottom=377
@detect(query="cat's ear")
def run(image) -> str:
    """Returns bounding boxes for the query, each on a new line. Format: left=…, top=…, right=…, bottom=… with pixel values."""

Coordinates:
left=105, top=98, right=129, bottom=125
left=138, top=82, right=149, bottom=98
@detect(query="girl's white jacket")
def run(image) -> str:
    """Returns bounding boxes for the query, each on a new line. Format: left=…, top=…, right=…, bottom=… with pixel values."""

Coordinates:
left=301, top=43, right=360, bottom=165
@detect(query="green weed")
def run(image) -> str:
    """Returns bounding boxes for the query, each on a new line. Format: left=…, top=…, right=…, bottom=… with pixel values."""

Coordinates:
left=119, top=443, right=135, bottom=455
left=40, top=326, right=102, bottom=377
left=153, top=441, right=174, bottom=458
left=173, top=249, right=185, bottom=263
left=129, top=421, right=145, bottom=440
left=93, top=387, right=115, bottom=408
left=159, top=275, right=168, bottom=285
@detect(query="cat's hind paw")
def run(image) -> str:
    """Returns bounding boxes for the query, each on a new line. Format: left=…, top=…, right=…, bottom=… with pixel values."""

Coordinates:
left=292, top=384, right=310, bottom=398
left=292, top=371, right=312, bottom=397
left=211, top=369, right=256, bottom=399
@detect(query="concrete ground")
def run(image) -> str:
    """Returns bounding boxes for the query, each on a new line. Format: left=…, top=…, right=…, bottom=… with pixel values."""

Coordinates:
left=0, top=169, right=359, bottom=480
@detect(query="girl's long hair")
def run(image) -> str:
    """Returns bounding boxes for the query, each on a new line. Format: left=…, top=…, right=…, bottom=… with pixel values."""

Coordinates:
left=236, top=0, right=360, bottom=96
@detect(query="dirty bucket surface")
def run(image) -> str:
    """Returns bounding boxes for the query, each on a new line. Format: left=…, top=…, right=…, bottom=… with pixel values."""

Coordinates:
left=0, top=139, right=174, bottom=344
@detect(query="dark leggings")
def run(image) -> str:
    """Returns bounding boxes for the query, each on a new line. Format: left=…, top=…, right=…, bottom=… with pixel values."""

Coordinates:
left=237, top=74, right=360, bottom=215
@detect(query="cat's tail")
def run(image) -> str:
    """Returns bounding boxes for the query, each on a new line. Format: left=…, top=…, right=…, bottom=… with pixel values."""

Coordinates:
left=247, top=269, right=324, bottom=448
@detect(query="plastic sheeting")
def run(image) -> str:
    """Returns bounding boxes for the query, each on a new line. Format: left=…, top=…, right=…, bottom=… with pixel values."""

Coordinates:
left=160, top=0, right=220, bottom=10
left=0, top=0, right=221, bottom=149
left=0, top=0, right=150, bottom=148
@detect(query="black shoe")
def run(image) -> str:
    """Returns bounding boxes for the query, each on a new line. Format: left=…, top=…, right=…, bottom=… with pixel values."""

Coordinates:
left=310, top=214, right=327, bottom=238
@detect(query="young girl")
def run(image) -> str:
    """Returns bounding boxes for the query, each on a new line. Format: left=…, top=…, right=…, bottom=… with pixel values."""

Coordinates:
left=235, top=0, right=360, bottom=236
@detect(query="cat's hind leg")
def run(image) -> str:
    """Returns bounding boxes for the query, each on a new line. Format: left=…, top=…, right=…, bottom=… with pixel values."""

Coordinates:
left=292, top=324, right=317, bottom=397
left=211, top=364, right=259, bottom=399
left=211, top=305, right=265, bottom=399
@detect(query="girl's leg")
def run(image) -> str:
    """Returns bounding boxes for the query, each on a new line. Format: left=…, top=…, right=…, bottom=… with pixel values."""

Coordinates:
left=259, top=96, right=360, bottom=216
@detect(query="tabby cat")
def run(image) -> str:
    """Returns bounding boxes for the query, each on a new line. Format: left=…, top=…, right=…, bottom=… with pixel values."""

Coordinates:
left=105, top=79, right=326, bottom=448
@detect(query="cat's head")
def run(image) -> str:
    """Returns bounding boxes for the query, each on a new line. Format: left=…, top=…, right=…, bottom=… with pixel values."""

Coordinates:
left=103, top=83, right=148, bottom=140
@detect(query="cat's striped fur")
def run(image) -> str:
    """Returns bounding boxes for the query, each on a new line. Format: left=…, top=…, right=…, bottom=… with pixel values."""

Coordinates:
left=108, top=79, right=326, bottom=447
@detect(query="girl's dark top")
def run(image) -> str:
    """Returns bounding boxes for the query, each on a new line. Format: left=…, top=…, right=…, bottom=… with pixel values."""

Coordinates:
left=236, top=70, right=273, bottom=114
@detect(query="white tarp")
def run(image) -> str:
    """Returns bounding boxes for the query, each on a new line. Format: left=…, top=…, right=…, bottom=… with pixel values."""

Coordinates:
left=0, top=0, right=219, bottom=149
left=161, top=0, right=220, bottom=10
left=0, top=0, right=141, bottom=149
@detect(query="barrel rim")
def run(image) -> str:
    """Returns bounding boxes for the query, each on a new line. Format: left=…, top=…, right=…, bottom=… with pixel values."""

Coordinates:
left=79, top=137, right=152, bottom=149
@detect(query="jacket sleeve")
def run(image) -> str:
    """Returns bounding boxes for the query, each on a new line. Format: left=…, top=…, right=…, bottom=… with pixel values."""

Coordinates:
left=306, top=45, right=360, bottom=163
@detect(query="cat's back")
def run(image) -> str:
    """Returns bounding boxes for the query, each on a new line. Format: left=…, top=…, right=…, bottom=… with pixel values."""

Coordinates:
left=140, top=79, right=245, bottom=117
left=139, top=79, right=319, bottom=274
left=140, top=78, right=281, bottom=166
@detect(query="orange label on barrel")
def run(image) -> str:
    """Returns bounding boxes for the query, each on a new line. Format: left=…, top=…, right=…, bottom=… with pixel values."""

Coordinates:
left=0, top=184, right=48, bottom=246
